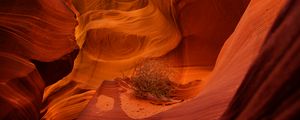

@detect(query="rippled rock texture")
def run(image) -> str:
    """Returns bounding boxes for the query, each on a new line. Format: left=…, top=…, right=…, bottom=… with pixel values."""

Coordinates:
left=222, top=0, right=300, bottom=119
left=42, top=0, right=183, bottom=119
left=1, top=0, right=299, bottom=120
left=0, top=0, right=78, bottom=119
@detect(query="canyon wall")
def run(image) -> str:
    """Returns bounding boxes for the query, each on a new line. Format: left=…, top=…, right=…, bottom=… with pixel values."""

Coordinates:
left=222, top=0, right=300, bottom=119
left=0, top=0, right=78, bottom=119
left=1, top=0, right=299, bottom=120
left=150, top=0, right=288, bottom=119
left=78, top=0, right=289, bottom=119
left=42, top=0, right=182, bottom=119
left=175, top=0, right=250, bottom=67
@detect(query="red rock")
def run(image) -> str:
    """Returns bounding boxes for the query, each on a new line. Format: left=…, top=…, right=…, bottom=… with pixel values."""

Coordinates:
left=222, top=0, right=300, bottom=119
left=0, top=0, right=77, bottom=62
left=175, top=0, right=250, bottom=67
left=0, top=0, right=79, bottom=119
left=0, top=52, right=44, bottom=119
left=1, top=0, right=299, bottom=119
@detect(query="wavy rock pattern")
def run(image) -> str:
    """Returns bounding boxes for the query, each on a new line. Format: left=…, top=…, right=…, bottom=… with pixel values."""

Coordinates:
left=1, top=0, right=299, bottom=120
left=42, top=0, right=181, bottom=119
left=0, top=0, right=78, bottom=119
left=222, top=0, right=300, bottom=119
left=75, top=0, right=180, bottom=62
left=0, top=0, right=77, bottom=62
left=0, top=52, right=44, bottom=120
left=150, top=0, right=287, bottom=119
left=77, top=0, right=288, bottom=119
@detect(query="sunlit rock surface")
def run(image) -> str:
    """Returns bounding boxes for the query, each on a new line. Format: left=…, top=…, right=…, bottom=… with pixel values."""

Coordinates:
left=42, top=0, right=182, bottom=119
left=150, top=0, right=288, bottom=119
left=222, top=0, right=300, bottom=119
left=75, top=0, right=288, bottom=119
left=1, top=0, right=299, bottom=120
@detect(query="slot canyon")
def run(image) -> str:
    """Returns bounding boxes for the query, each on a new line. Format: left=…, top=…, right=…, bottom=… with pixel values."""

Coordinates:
left=0, top=0, right=299, bottom=119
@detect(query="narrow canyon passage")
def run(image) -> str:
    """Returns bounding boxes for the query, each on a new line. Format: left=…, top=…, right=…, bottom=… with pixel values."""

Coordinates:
left=42, top=0, right=281, bottom=119
left=0, top=0, right=299, bottom=120
left=43, top=1, right=183, bottom=119
left=42, top=0, right=249, bottom=119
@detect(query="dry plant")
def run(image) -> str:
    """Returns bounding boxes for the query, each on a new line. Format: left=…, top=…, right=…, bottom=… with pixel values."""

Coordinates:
left=131, top=59, right=175, bottom=101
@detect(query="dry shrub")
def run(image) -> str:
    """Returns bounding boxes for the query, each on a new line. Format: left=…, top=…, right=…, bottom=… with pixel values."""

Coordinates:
left=131, top=59, right=174, bottom=101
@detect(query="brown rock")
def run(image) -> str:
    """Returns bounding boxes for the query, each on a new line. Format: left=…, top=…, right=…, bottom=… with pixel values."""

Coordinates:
left=175, top=0, right=250, bottom=67
left=0, top=53, right=44, bottom=120
left=221, top=0, right=300, bottom=119
left=0, top=0, right=79, bottom=119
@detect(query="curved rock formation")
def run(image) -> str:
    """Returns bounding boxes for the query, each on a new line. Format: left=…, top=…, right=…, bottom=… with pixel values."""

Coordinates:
left=150, top=0, right=288, bottom=119
left=77, top=0, right=289, bottom=119
left=175, top=0, right=250, bottom=67
left=0, top=52, right=44, bottom=120
left=222, top=0, right=300, bottom=119
left=0, top=0, right=78, bottom=119
left=42, top=0, right=182, bottom=119
left=0, top=0, right=78, bottom=62
left=1, top=0, right=299, bottom=119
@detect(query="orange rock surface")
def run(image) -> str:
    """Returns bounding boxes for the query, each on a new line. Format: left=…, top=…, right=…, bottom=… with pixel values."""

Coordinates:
left=1, top=0, right=299, bottom=120
left=76, top=0, right=288, bottom=119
